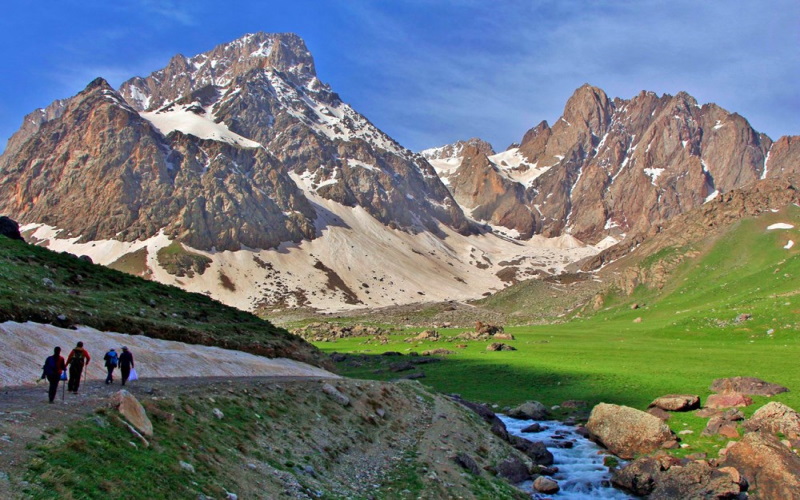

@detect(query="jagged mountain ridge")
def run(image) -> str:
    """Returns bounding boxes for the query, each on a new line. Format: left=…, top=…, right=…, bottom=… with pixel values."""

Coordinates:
left=0, top=32, right=605, bottom=312
left=0, top=32, right=471, bottom=253
left=425, top=85, right=800, bottom=244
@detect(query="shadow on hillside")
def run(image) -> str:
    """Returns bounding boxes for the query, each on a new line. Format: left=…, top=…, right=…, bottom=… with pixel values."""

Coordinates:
left=330, top=352, right=648, bottom=409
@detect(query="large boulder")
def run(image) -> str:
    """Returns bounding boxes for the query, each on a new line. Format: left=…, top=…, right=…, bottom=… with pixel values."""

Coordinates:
left=110, top=390, right=153, bottom=437
left=586, top=403, right=674, bottom=459
left=649, top=460, right=744, bottom=500
left=495, top=456, right=530, bottom=483
left=705, top=393, right=753, bottom=409
left=0, top=216, right=23, bottom=241
left=532, top=476, right=559, bottom=494
left=648, top=394, right=700, bottom=412
left=507, top=401, right=550, bottom=420
left=721, top=431, right=800, bottom=499
left=710, top=377, right=789, bottom=396
left=743, top=402, right=800, bottom=440
left=509, top=436, right=554, bottom=466
left=611, top=453, right=681, bottom=496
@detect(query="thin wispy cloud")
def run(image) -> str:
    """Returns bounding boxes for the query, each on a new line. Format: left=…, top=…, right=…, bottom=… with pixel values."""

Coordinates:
left=137, top=0, right=197, bottom=26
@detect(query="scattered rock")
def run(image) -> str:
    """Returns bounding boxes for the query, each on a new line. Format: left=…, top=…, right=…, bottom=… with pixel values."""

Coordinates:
left=492, top=333, right=515, bottom=340
left=179, top=460, right=195, bottom=473
left=649, top=460, right=743, bottom=499
left=321, top=383, right=351, bottom=406
left=648, top=394, right=700, bottom=412
left=452, top=453, right=480, bottom=475
left=389, top=361, right=415, bottom=372
left=495, top=456, right=530, bottom=483
left=42, top=278, right=55, bottom=288
left=647, top=407, right=671, bottom=421
left=507, top=401, right=550, bottom=420
left=586, top=403, right=674, bottom=459
left=410, top=330, right=440, bottom=342
left=722, top=431, right=800, bottom=499
left=110, top=390, right=153, bottom=437
left=486, top=343, right=516, bottom=351
left=611, top=453, right=681, bottom=496
left=743, top=402, right=800, bottom=439
left=705, top=393, right=753, bottom=409
left=475, top=321, right=504, bottom=335
left=734, top=313, right=752, bottom=323
left=509, top=436, right=553, bottom=466
left=532, top=476, right=559, bottom=494
left=420, top=349, right=455, bottom=356
left=0, top=216, right=24, bottom=241
left=521, top=423, right=544, bottom=433
left=710, top=377, right=789, bottom=396
left=212, top=408, right=225, bottom=420
left=450, top=395, right=509, bottom=441
left=633, top=317, right=642, bottom=323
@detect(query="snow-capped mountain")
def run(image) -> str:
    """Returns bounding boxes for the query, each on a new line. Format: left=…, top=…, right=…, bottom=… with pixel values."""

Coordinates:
left=424, top=84, right=800, bottom=244
left=0, top=33, right=607, bottom=312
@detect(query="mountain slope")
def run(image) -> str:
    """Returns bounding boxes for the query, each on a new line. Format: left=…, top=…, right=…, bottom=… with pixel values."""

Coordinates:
left=0, top=33, right=609, bottom=313
left=0, top=234, right=328, bottom=367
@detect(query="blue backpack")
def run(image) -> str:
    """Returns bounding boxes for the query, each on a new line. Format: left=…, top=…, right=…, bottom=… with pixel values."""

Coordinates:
left=106, top=351, right=119, bottom=367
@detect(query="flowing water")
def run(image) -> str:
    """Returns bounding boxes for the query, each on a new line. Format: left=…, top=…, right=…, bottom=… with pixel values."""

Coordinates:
left=500, top=415, right=634, bottom=499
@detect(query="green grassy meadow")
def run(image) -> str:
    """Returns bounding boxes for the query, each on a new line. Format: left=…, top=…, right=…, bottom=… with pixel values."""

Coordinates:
left=313, top=207, right=800, bottom=453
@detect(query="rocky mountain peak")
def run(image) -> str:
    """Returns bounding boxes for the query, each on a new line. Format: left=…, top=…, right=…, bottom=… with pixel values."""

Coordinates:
left=561, top=84, right=611, bottom=134
left=420, top=138, right=495, bottom=161
left=120, top=32, right=318, bottom=112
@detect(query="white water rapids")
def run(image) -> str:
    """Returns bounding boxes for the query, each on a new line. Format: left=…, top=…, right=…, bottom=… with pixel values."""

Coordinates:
left=500, top=416, right=633, bottom=499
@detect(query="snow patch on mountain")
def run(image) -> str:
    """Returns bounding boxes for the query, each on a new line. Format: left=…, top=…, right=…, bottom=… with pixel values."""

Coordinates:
left=142, top=102, right=262, bottom=148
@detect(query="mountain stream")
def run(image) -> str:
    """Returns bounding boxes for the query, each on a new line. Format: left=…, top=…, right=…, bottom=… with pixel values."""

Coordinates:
left=500, top=415, right=633, bottom=499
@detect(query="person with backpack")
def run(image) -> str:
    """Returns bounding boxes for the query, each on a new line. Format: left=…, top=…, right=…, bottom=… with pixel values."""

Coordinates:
left=119, top=346, right=134, bottom=386
left=66, top=341, right=91, bottom=393
left=41, top=346, right=66, bottom=403
left=103, top=348, right=119, bottom=384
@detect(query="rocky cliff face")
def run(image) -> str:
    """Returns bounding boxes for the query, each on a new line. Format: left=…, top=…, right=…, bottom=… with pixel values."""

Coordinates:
left=429, top=85, right=800, bottom=244
left=0, top=32, right=472, bottom=252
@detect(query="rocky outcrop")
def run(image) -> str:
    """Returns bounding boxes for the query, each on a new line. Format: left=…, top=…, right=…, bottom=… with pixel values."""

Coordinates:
left=431, top=84, right=799, bottom=245
left=743, top=402, right=800, bottom=439
left=507, top=401, right=550, bottom=420
left=0, top=216, right=23, bottom=241
left=111, top=390, right=153, bottom=437
left=585, top=403, right=674, bottom=459
left=710, top=377, right=789, bottom=397
left=721, top=431, right=800, bottom=499
left=648, top=394, right=700, bottom=412
left=648, top=460, right=744, bottom=499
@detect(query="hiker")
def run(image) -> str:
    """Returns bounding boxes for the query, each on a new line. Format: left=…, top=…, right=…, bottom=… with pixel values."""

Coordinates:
left=41, top=346, right=66, bottom=403
left=103, top=348, right=119, bottom=384
left=119, top=346, right=135, bottom=386
left=66, top=341, right=91, bottom=393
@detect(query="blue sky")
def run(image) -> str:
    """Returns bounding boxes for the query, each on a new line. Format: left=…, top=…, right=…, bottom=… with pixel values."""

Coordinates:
left=1, top=1, right=797, bottom=154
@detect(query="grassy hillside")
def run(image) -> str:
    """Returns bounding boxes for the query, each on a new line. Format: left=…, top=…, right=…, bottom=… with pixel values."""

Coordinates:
left=314, top=206, right=800, bottom=456
left=0, top=236, right=327, bottom=367
left=21, top=379, right=527, bottom=500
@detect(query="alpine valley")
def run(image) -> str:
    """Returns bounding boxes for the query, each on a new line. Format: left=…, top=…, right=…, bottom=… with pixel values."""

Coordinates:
left=1, top=32, right=799, bottom=316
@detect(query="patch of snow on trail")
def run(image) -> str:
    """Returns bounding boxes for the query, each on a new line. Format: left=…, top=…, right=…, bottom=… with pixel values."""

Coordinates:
left=0, top=322, right=336, bottom=388
left=785, top=240, right=794, bottom=250
left=767, top=223, right=794, bottom=230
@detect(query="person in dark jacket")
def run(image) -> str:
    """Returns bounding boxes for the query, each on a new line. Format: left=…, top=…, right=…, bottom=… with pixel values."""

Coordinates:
left=119, top=346, right=134, bottom=386
left=41, top=346, right=66, bottom=403
left=66, top=341, right=91, bottom=393
left=103, top=348, right=119, bottom=384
